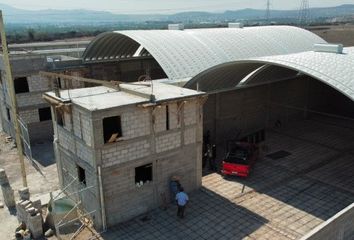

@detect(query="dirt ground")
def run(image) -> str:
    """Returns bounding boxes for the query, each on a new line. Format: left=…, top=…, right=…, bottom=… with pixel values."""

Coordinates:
left=309, top=24, right=354, bottom=47
left=0, top=132, right=59, bottom=239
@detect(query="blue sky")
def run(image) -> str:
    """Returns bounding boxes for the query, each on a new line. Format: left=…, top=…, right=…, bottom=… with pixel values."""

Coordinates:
left=0, top=0, right=353, bottom=13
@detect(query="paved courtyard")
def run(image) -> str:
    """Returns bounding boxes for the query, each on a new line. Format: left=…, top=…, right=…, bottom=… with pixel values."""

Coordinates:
left=102, top=117, right=354, bottom=240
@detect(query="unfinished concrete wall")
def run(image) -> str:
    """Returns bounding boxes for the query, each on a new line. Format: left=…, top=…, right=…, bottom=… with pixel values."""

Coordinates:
left=57, top=145, right=102, bottom=227
left=0, top=68, right=53, bottom=142
left=88, top=58, right=167, bottom=82
left=102, top=143, right=198, bottom=225
left=72, top=108, right=93, bottom=147
left=91, top=99, right=202, bottom=227
left=203, top=75, right=354, bottom=160
left=300, top=202, right=354, bottom=240
left=0, top=54, right=87, bottom=144
left=267, top=76, right=309, bottom=126
left=28, top=121, right=54, bottom=142
left=204, top=76, right=311, bottom=158
left=53, top=105, right=102, bottom=230
left=308, top=79, right=354, bottom=119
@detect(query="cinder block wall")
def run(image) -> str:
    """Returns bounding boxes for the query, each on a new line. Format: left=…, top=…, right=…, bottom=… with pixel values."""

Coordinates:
left=308, top=79, right=354, bottom=119
left=203, top=76, right=320, bottom=159
left=89, top=58, right=167, bottom=82
left=90, top=99, right=202, bottom=226
left=203, top=75, right=354, bottom=159
left=0, top=59, right=87, bottom=144
left=53, top=96, right=203, bottom=229
left=53, top=106, right=102, bottom=229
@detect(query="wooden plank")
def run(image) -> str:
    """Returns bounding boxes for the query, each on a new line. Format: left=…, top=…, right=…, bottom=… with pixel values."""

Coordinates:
left=39, top=71, right=121, bottom=89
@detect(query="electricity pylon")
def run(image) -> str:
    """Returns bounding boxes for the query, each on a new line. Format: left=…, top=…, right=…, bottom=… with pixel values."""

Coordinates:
left=298, top=0, right=310, bottom=27
left=265, top=0, right=271, bottom=24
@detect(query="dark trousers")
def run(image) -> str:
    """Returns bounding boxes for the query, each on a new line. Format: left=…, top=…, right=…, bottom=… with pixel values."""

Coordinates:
left=208, top=157, right=216, bottom=171
left=177, top=204, right=186, bottom=218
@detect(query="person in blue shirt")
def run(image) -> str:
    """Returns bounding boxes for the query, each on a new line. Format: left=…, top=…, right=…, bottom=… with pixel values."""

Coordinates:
left=175, top=187, right=189, bottom=218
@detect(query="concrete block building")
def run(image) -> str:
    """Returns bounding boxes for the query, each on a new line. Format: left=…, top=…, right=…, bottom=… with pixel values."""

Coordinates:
left=0, top=26, right=325, bottom=147
left=0, top=41, right=88, bottom=145
left=7, top=25, right=354, bottom=235
left=43, top=82, right=205, bottom=229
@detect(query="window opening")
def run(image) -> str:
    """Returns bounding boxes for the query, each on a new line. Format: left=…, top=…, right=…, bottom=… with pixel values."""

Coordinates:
left=135, top=163, right=152, bottom=186
left=103, top=116, right=122, bottom=143
left=57, top=77, right=62, bottom=89
left=39, top=107, right=52, bottom=121
left=6, top=107, right=10, bottom=121
left=166, top=105, right=170, bottom=130
left=77, top=165, right=86, bottom=186
left=14, top=77, right=29, bottom=93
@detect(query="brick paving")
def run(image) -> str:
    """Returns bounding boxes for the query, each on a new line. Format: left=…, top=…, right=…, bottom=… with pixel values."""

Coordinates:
left=101, top=118, right=354, bottom=239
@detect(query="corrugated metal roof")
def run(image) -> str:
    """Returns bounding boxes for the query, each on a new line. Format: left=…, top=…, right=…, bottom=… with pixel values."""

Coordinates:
left=185, top=47, right=354, bottom=101
left=83, top=26, right=325, bottom=80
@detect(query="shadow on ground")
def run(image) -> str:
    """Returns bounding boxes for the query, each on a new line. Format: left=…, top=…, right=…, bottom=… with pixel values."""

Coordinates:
left=102, top=188, right=269, bottom=240
left=203, top=117, right=354, bottom=226
left=31, top=141, right=55, bottom=167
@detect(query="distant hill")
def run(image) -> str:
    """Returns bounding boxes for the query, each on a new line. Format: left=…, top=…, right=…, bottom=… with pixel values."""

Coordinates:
left=1, top=3, right=354, bottom=24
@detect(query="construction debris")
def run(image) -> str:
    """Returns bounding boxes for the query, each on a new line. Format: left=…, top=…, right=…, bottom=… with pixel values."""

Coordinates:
left=0, top=168, right=16, bottom=208
left=16, top=198, right=44, bottom=239
left=18, top=187, right=30, bottom=201
left=44, top=228, right=54, bottom=238
left=0, top=168, right=9, bottom=184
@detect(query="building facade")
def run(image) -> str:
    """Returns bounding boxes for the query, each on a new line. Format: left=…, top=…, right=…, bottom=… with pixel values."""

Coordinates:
left=44, top=82, right=205, bottom=229
left=0, top=42, right=88, bottom=145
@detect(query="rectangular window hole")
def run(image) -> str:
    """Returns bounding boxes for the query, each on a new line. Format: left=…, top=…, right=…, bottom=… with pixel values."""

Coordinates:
left=166, top=105, right=170, bottom=130
left=6, top=107, right=10, bottom=121
left=77, top=165, right=86, bottom=186
left=135, top=163, right=152, bottom=185
left=39, top=107, right=52, bottom=122
left=103, top=116, right=122, bottom=143
left=14, top=77, right=29, bottom=94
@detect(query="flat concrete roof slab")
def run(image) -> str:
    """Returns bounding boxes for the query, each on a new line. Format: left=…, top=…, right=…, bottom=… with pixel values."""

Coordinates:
left=47, top=82, right=204, bottom=111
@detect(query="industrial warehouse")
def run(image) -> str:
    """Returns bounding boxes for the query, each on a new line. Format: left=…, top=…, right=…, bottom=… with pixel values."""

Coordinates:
left=1, top=23, right=354, bottom=240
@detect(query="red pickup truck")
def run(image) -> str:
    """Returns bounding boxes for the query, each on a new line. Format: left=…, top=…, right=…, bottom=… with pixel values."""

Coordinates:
left=221, top=142, right=259, bottom=177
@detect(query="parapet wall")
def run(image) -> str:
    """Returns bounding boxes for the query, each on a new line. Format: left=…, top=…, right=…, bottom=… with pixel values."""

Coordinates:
left=300, top=202, right=354, bottom=240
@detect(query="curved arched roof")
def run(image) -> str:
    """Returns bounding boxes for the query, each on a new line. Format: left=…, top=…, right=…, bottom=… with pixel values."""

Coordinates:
left=184, top=47, right=354, bottom=101
left=83, top=26, right=326, bottom=80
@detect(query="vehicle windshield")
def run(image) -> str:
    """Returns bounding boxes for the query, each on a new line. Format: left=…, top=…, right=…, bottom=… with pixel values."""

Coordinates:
left=225, top=147, right=249, bottom=164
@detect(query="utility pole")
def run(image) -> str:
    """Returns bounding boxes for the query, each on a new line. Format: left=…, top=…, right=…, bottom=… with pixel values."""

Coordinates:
left=298, top=0, right=310, bottom=27
left=0, top=11, right=27, bottom=187
left=265, top=0, right=271, bottom=24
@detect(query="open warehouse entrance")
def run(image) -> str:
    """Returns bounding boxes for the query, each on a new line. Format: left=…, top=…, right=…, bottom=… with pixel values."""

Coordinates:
left=184, top=47, right=354, bottom=239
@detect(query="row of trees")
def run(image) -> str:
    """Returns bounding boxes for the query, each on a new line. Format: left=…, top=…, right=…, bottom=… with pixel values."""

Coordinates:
left=6, top=28, right=105, bottom=44
left=5, top=22, right=170, bottom=44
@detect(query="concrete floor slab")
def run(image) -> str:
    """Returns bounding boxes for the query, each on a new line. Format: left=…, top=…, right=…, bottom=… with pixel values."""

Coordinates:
left=101, top=117, right=354, bottom=239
